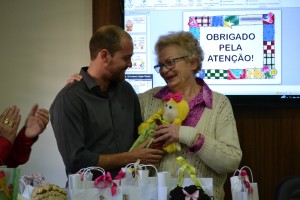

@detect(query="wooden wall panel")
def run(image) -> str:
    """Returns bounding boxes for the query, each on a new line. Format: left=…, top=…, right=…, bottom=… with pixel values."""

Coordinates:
left=224, top=107, right=300, bottom=200
left=92, top=0, right=122, bottom=32
left=93, top=1, right=300, bottom=199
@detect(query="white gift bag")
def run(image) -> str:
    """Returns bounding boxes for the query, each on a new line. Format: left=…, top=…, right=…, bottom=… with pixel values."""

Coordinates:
left=230, top=174, right=248, bottom=200
left=68, top=166, right=122, bottom=200
left=119, top=161, right=159, bottom=200
left=230, top=166, right=259, bottom=200
left=19, top=178, right=34, bottom=200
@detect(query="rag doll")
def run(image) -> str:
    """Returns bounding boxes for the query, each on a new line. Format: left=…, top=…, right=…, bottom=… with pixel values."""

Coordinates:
left=130, top=92, right=189, bottom=153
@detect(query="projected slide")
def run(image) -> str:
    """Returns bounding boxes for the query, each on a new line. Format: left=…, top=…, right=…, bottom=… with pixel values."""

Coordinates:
left=183, top=10, right=281, bottom=85
left=124, top=1, right=300, bottom=96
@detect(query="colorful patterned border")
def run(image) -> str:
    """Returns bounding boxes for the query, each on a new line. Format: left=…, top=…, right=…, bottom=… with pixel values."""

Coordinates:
left=189, top=12, right=278, bottom=80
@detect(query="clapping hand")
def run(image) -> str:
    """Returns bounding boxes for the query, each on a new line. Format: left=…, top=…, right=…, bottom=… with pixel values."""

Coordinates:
left=0, top=106, right=21, bottom=143
left=25, top=104, right=49, bottom=138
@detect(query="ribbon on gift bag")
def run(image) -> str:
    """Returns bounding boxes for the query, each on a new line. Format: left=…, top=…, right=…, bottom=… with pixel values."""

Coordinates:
left=120, top=160, right=159, bottom=200
left=114, top=169, right=125, bottom=186
left=68, top=166, right=122, bottom=200
left=94, top=172, right=118, bottom=196
left=169, top=157, right=213, bottom=200
left=230, top=166, right=259, bottom=200
left=120, top=159, right=158, bottom=186
left=0, top=166, right=20, bottom=200
left=121, top=159, right=143, bottom=186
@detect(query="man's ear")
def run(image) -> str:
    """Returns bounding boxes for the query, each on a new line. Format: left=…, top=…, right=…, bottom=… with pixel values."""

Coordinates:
left=98, top=49, right=111, bottom=63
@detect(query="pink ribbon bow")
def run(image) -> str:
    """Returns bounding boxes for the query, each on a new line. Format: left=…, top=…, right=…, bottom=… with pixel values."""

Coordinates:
left=182, top=188, right=199, bottom=200
left=114, top=169, right=125, bottom=185
left=240, top=170, right=253, bottom=193
left=163, top=92, right=183, bottom=102
left=94, top=172, right=117, bottom=196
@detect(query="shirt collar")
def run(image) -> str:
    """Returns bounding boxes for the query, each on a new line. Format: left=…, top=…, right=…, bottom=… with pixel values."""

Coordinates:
left=154, top=78, right=212, bottom=109
left=80, top=66, right=97, bottom=90
left=80, top=66, right=114, bottom=97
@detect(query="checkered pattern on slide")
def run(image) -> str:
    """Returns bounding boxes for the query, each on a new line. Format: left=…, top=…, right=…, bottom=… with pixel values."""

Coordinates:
left=204, top=69, right=228, bottom=79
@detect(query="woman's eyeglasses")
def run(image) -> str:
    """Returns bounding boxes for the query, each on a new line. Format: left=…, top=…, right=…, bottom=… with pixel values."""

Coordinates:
left=153, top=56, right=188, bottom=73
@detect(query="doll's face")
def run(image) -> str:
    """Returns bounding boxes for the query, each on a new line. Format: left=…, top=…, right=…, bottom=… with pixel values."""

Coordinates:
left=162, top=100, right=178, bottom=122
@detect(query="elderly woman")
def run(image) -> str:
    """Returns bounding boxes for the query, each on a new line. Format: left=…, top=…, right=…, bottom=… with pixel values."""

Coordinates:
left=138, top=31, right=242, bottom=200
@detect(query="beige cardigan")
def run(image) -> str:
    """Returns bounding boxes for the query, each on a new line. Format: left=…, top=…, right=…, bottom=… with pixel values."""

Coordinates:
left=138, top=87, right=242, bottom=200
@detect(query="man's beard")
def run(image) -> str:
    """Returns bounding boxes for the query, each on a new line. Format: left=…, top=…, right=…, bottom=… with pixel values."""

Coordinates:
left=111, top=70, right=126, bottom=85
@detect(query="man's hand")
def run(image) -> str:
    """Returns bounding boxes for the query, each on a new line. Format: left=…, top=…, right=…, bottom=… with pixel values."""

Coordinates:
left=131, top=139, right=165, bottom=165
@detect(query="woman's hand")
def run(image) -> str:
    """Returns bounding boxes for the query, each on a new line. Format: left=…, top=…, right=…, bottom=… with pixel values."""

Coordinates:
left=25, top=104, right=49, bottom=138
left=153, top=124, right=180, bottom=148
left=0, top=106, right=21, bottom=143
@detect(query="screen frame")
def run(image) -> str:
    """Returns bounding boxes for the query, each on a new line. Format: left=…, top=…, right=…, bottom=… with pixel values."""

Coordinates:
left=226, top=95, right=300, bottom=108
left=121, top=0, right=300, bottom=108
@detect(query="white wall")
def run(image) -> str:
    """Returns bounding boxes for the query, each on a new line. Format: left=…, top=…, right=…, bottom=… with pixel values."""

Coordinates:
left=0, top=0, right=92, bottom=187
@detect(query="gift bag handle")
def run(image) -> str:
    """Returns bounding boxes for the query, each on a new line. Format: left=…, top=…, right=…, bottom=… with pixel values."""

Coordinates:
left=124, top=159, right=144, bottom=171
left=232, top=169, right=240, bottom=176
left=139, top=164, right=158, bottom=175
left=176, top=156, right=202, bottom=189
left=83, top=167, right=105, bottom=178
left=76, top=166, right=105, bottom=181
left=78, top=166, right=105, bottom=174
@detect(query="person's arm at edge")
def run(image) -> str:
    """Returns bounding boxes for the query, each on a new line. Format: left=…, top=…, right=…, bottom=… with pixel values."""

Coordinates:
left=0, top=136, right=13, bottom=165
left=7, top=126, right=39, bottom=167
